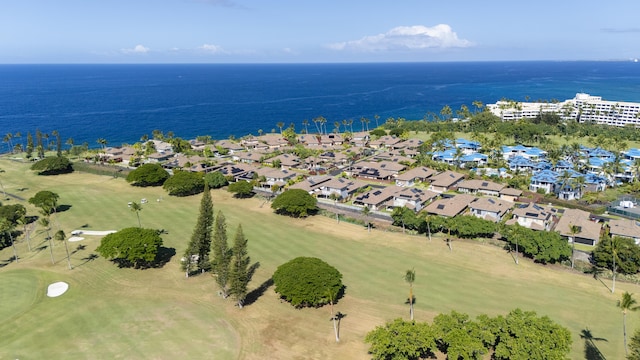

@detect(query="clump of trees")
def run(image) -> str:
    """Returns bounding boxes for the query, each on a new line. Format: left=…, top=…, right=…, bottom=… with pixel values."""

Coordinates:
left=365, top=309, right=572, bottom=360
left=227, top=180, right=254, bottom=198
left=163, top=170, right=204, bottom=196
left=126, top=163, right=169, bottom=187
left=96, top=227, right=164, bottom=268
left=501, top=224, right=571, bottom=264
left=31, top=156, right=73, bottom=175
left=271, top=189, right=317, bottom=217
left=272, top=256, right=343, bottom=308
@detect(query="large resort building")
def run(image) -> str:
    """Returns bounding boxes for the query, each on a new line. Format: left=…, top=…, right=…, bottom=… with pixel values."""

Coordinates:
left=487, top=93, right=640, bottom=127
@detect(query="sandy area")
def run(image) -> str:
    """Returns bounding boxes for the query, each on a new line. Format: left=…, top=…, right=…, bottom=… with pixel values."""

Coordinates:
left=68, top=236, right=85, bottom=242
left=47, top=282, right=69, bottom=297
left=71, top=230, right=117, bottom=236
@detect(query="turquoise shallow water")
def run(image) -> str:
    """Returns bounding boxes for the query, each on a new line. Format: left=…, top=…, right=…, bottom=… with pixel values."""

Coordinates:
left=1, top=61, right=639, bottom=148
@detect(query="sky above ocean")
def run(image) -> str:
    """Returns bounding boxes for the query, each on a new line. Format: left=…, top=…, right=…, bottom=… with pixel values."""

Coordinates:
left=2, top=61, right=640, bottom=150
left=1, top=0, right=639, bottom=63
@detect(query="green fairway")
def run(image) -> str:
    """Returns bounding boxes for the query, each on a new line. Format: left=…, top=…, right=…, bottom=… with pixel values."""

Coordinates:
left=0, top=157, right=638, bottom=359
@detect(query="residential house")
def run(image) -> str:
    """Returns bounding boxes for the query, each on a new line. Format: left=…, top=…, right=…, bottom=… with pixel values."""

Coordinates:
left=233, top=151, right=264, bottom=164
left=554, top=208, right=602, bottom=246
left=499, top=187, right=522, bottom=202
left=393, top=187, right=438, bottom=212
left=456, top=179, right=505, bottom=197
left=257, top=168, right=297, bottom=189
left=507, top=203, right=556, bottom=231
left=369, top=135, right=401, bottom=149
left=317, top=177, right=368, bottom=200
left=428, top=170, right=466, bottom=193
left=529, top=169, right=558, bottom=194
left=609, top=218, right=640, bottom=244
left=263, top=153, right=301, bottom=169
left=468, top=197, right=513, bottom=222
left=395, top=166, right=437, bottom=187
left=289, top=175, right=332, bottom=193
left=354, top=186, right=403, bottom=211
left=424, top=194, right=477, bottom=218
left=214, top=139, right=244, bottom=154
left=351, top=160, right=405, bottom=181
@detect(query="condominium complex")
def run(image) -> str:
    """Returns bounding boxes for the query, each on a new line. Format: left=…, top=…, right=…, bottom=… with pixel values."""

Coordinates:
left=487, top=93, right=640, bottom=126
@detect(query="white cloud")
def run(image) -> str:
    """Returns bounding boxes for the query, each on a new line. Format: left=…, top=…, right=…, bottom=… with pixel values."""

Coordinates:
left=121, top=45, right=150, bottom=54
left=198, top=44, right=227, bottom=54
left=328, top=24, right=472, bottom=52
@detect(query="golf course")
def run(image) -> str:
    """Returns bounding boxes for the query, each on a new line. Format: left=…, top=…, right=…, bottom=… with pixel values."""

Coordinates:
left=0, top=157, right=637, bottom=359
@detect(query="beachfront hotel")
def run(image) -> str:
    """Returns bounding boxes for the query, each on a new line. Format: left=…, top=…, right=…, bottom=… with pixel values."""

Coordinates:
left=487, top=93, right=640, bottom=126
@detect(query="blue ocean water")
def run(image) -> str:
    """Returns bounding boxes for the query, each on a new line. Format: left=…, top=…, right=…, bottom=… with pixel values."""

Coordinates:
left=1, top=61, right=640, bottom=149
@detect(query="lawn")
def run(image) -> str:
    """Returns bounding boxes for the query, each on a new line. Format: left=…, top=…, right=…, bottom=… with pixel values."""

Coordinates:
left=0, top=157, right=638, bottom=359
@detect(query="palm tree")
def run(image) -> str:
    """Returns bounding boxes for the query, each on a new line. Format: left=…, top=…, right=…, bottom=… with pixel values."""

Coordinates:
left=17, top=215, right=32, bottom=252
left=40, top=216, right=54, bottom=264
left=96, top=138, right=107, bottom=151
left=3, top=133, right=13, bottom=153
left=55, top=230, right=72, bottom=270
left=569, top=224, right=580, bottom=269
left=276, top=122, right=285, bottom=134
left=301, top=119, right=309, bottom=134
left=327, top=288, right=340, bottom=342
left=0, top=218, right=18, bottom=263
left=362, top=206, right=371, bottom=233
left=405, top=268, right=415, bottom=320
left=611, top=236, right=623, bottom=293
left=130, top=201, right=142, bottom=227
left=0, top=168, right=7, bottom=200
left=618, top=292, right=640, bottom=356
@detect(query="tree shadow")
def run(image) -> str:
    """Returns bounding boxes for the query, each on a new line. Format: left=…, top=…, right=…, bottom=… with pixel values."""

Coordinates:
left=76, top=253, right=99, bottom=267
left=585, top=265, right=611, bottom=292
left=243, top=277, right=273, bottom=307
left=111, top=247, right=176, bottom=269
left=581, top=327, right=607, bottom=360
left=71, top=244, right=86, bottom=255
left=56, top=204, right=72, bottom=213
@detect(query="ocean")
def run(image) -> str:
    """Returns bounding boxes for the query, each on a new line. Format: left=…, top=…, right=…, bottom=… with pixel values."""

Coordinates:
left=1, top=61, right=640, bottom=149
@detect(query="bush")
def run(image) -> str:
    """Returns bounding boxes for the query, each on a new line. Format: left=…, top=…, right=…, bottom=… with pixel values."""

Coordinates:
left=272, top=257, right=343, bottom=308
left=163, top=170, right=204, bottom=196
left=126, top=163, right=169, bottom=186
left=30, top=156, right=73, bottom=175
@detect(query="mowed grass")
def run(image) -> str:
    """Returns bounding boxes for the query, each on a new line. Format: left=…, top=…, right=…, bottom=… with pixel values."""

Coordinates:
left=0, top=158, right=638, bottom=359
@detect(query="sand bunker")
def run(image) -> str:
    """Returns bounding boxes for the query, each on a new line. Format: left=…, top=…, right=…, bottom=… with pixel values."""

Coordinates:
left=47, top=282, right=69, bottom=297
left=68, top=236, right=85, bottom=242
left=71, top=230, right=117, bottom=236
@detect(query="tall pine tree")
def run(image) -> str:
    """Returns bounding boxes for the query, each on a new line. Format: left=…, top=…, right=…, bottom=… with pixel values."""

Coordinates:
left=212, top=210, right=231, bottom=298
left=182, top=182, right=213, bottom=277
left=229, top=224, right=254, bottom=308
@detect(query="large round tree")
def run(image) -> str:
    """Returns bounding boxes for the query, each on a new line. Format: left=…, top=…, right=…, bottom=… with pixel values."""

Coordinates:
left=126, top=163, right=169, bottom=187
left=96, top=227, right=163, bottom=268
left=272, top=256, right=343, bottom=308
left=271, top=189, right=317, bottom=217
left=163, top=170, right=204, bottom=196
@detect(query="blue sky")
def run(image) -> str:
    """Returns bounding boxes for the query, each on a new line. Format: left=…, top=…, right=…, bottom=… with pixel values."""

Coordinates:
left=2, top=0, right=640, bottom=63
